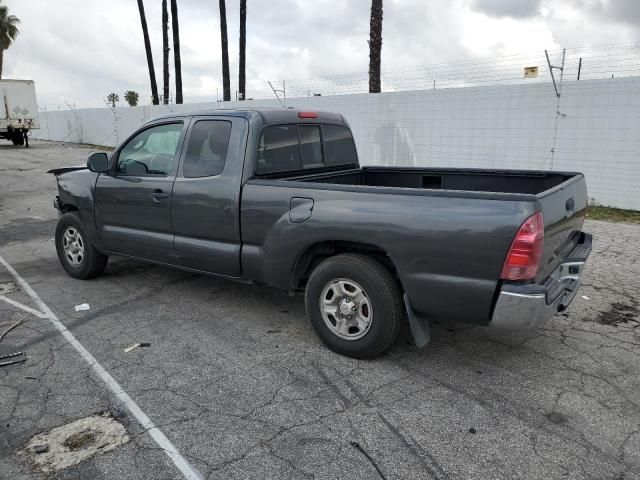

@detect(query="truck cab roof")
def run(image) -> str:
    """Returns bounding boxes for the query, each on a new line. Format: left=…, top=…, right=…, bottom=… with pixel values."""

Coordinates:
left=149, top=108, right=348, bottom=127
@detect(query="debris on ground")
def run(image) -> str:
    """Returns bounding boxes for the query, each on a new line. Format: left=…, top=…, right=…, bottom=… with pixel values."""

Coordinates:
left=73, top=303, right=90, bottom=312
left=123, top=342, right=150, bottom=353
left=23, top=413, right=129, bottom=473
left=581, top=295, right=590, bottom=300
left=0, top=282, right=17, bottom=295
left=33, top=444, right=49, bottom=454
left=0, top=351, right=26, bottom=368
left=0, top=318, right=27, bottom=343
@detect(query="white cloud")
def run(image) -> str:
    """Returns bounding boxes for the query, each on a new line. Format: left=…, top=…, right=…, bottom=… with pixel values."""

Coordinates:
left=1, top=0, right=639, bottom=108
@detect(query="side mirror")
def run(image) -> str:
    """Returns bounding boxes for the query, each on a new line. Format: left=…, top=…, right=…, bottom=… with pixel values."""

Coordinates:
left=87, top=152, right=109, bottom=173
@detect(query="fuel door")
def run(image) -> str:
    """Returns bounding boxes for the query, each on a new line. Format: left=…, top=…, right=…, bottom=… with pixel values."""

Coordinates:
left=289, top=197, right=314, bottom=223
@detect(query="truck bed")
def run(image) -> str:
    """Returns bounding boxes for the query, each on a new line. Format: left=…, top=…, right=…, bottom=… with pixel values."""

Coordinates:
left=286, top=166, right=574, bottom=196
left=245, top=165, right=587, bottom=326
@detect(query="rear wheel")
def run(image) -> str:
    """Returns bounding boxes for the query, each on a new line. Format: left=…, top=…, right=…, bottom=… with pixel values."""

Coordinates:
left=305, top=253, right=402, bottom=359
left=55, top=212, right=108, bottom=279
left=11, top=131, right=24, bottom=146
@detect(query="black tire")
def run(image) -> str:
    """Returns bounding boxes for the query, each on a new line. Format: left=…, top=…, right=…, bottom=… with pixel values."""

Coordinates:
left=305, top=253, right=403, bottom=359
left=55, top=212, right=108, bottom=279
left=12, top=131, right=24, bottom=146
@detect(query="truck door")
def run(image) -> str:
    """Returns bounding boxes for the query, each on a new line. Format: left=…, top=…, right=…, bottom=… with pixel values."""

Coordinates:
left=94, top=121, right=186, bottom=263
left=170, top=116, right=246, bottom=277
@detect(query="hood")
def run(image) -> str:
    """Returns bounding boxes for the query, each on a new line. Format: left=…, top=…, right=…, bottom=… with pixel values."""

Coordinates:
left=47, top=165, right=87, bottom=176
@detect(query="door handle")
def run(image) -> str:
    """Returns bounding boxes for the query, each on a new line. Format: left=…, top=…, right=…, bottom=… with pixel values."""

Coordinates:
left=149, top=189, right=169, bottom=202
left=565, top=197, right=575, bottom=217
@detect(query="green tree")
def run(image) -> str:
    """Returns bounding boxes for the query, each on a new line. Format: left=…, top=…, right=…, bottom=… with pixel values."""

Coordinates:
left=107, top=93, right=119, bottom=108
left=124, top=91, right=139, bottom=107
left=0, top=1, right=20, bottom=79
left=368, top=0, right=383, bottom=93
left=219, top=0, right=230, bottom=101
left=136, top=0, right=159, bottom=105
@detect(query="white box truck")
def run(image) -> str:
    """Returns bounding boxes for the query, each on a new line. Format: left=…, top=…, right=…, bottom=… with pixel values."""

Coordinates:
left=0, top=79, right=39, bottom=147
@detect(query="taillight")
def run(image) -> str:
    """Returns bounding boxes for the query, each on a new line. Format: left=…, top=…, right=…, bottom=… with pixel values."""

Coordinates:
left=298, top=111, right=318, bottom=119
left=500, top=211, right=544, bottom=281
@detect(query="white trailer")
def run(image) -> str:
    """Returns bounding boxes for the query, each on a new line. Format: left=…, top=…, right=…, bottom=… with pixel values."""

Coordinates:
left=0, top=79, right=39, bottom=147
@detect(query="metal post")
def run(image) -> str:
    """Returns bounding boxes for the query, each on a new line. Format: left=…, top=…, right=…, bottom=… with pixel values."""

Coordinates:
left=268, top=81, right=285, bottom=107
left=545, top=48, right=567, bottom=170
left=545, top=50, right=559, bottom=98
left=577, top=58, right=582, bottom=81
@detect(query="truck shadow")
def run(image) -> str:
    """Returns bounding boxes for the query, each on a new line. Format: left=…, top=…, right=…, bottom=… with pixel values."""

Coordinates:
left=7, top=255, right=555, bottom=369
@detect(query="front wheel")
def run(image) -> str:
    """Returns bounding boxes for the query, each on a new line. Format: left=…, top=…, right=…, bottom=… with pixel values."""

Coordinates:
left=55, top=212, right=108, bottom=279
left=305, top=253, right=403, bottom=359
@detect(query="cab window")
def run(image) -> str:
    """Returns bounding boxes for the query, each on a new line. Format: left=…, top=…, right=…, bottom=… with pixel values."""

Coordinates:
left=256, top=125, right=301, bottom=174
left=322, top=125, right=358, bottom=166
left=117, top=123, right=183, bottom=176
left=299, top=125, right=323, bottom=169
left=255, top=123, right=357, bottom=175
left=183, top=120, right=232, bottom=178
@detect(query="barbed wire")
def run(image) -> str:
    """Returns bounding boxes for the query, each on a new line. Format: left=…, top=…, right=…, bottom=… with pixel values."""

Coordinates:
left=37, top=41, right=640, bottom=109
left=262, top=42, right=640, bottom=99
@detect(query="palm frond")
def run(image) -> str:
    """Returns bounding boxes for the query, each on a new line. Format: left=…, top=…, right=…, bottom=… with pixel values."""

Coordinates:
left=0, top=6, right=20, bottom=48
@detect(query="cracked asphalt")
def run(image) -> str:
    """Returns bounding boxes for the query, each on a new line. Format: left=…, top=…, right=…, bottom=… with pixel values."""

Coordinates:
left=1, top=141, right=639, bottom=480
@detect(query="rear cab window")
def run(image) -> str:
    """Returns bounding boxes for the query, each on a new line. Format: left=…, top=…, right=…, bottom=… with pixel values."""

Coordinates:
left=255, top=123, right=357, bottom=175
left=323, top=125, right=358, bottom=167
left=256, top=124, right=300, bottom=174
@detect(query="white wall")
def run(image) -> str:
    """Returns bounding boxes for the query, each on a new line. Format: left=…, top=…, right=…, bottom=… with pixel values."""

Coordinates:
left=33, top=76, right=640, bottom=210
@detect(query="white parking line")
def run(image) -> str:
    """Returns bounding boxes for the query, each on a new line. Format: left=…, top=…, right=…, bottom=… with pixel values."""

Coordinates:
left=0, top=295, right=49, bottom=318
left=0, top=254, right=204, bottom=480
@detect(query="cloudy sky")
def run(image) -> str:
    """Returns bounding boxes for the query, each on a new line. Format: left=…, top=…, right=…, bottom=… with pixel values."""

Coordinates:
left=2, top=0, right=639, bottom=108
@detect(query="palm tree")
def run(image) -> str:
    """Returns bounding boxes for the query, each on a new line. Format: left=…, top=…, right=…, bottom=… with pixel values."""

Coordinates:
left=0, top=1, right=20, bottom=79
left=124, top=90, right=140, bottom=106
left=136, top=0, right=159, bottom=105
left=368, top=0, right=383, bottom=93
left=171, top=0, right=183, bottom=104
left=238, top=0, right=246, bottom=101
left=107, top=93, right=119, bottom=108
left=219, top=0, right=230, bottom=101
left=162, top=0, right=170, bottom=104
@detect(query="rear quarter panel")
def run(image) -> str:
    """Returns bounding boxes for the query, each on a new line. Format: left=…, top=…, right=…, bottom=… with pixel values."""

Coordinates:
left=241, top=182, right=537, bottom=325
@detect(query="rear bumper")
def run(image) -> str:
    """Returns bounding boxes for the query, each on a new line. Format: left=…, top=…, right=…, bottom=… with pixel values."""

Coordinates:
left=490, top=232, right=592, bottom=329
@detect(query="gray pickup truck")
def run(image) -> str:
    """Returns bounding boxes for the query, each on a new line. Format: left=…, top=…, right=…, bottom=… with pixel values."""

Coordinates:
left=49, top=108, right=592, bottom=358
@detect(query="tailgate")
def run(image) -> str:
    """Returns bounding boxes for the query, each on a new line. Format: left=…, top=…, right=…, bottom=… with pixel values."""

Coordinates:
left=536, top=174, right=588, bottom=282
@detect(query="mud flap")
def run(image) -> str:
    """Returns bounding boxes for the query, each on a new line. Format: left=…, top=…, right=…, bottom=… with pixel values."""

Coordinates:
left=403, top=294, right=431, bottom=348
